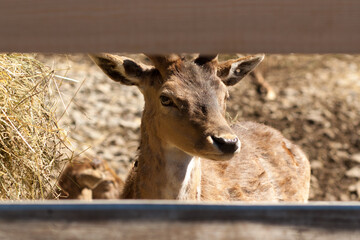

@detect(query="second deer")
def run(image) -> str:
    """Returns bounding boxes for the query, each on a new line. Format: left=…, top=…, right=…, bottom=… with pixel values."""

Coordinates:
left=89, top=54, right=310, bottom=202
left=57, top=156, right=124, bottom=200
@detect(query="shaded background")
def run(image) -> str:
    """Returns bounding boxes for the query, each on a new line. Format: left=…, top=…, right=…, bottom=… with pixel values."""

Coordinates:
left=37, top=54, right=360, bottom=201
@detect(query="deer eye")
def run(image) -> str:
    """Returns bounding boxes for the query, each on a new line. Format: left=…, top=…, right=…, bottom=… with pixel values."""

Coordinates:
left=160, top=95, right=174, bottom=107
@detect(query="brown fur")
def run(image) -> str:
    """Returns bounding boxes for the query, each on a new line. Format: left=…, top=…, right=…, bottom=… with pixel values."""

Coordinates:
left=57, top=157, right=124, bottom=200
left=90, top=53, right=310, bottom=202
left=200, top=122, right=310, bottom=201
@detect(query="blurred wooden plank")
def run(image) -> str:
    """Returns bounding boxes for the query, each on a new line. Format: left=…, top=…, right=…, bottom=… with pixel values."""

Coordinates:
left=0, top=0, right=359, bottom=53
left=0, top=201, right=360, bottom=239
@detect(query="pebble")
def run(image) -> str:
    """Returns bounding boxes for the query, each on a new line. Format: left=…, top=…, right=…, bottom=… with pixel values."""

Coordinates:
left=310, top=160, right=323, bottom=169
left=306, top=111, right=325, bottom=124
left=346, top=167, right=360, bottom=178
left=355, top=182, right=360, bottom=197
left=321, top=129, right=335, bottom=139
left=118, top=119, right=141, bottom=130
left=350, top=153, right=360, bottom=163
left=340, top=193, right=350, bottom=201
left=336, top=151, right=350, bottom=160
left=348, top=182, right=360, bottom=193
left=328, top=142, right=343, bottom=149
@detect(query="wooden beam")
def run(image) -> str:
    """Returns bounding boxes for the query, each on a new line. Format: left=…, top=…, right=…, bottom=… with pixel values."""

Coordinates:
left=1, top=201, right=360, bottom=239
left=0, top=0, right=359, bottom=53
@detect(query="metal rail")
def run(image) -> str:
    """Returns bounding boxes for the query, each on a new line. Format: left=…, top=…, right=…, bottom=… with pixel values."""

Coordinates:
left=0, top=201, right=360, bottom=239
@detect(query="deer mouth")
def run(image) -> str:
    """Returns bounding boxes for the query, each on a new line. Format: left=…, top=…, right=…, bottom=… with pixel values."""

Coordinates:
left=202, top=135, right=241, bottom=160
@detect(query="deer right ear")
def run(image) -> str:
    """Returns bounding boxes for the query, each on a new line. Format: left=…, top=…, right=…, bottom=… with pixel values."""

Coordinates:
left=217, top=54, right=264, bottom=86
left=90, top=53, right=155, bottom=87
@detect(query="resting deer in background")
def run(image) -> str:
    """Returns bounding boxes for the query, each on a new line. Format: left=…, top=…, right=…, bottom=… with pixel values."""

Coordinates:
left=57, top=157, right=124, bottom=200
left=249, top=69, right=276, bottom=100
left=235, top=54, right=276, bottom=100
left=90, top=53, right=310, bottom=201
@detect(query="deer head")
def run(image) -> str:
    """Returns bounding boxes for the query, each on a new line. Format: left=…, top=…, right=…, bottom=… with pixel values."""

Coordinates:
left=90, top=54, right=264, bottom=161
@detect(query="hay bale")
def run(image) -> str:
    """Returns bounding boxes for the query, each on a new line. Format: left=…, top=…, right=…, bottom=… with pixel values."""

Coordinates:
left=0, top=53, right=70, bottom=200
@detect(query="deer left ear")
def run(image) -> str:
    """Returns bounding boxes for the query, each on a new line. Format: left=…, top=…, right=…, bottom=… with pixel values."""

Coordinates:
left=218, top=54, right=264, bottom=86
left=89, top=53, right=156, bottom=87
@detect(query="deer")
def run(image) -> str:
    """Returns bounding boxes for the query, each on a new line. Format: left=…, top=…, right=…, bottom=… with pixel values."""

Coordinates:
left=236, top=54, right=276, bottom=101
left=57, top=156, right=124, bottom=200
left=89, top=53, right=311, bottom=201
left=249, top=69, right=276, bottom=100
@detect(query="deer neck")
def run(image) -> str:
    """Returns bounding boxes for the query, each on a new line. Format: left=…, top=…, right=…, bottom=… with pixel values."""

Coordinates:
left=163, top=147, right=201, bottom=200
left=136, top=116, right=202, bottom=200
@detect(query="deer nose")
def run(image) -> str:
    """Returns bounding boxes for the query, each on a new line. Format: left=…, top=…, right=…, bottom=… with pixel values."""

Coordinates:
left=211, top=135, right=240, bottom=154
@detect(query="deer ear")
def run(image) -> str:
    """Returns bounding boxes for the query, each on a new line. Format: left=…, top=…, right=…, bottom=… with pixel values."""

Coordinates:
left=75, top=169, right=104, bottom=189
left=194, top=54, right=218, bottom=74
left=194, top=54, right=218, bottom=66
left=90, top=53, right=155, bottom=87
left=218, top=54, right=264, bottom=86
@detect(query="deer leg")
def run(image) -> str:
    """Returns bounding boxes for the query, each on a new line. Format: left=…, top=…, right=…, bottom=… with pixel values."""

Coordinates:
left=250, top=70, right=276, bottom=100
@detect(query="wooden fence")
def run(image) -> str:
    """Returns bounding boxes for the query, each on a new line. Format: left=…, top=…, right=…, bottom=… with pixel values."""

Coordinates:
left=0, top=0, right=360, bottom=53
left=0, top=1, right=360, bottom=239
left=1, top=201, right=360, bottom=239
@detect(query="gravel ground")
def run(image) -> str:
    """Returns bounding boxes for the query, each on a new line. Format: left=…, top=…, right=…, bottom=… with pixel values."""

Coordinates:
left=36, top=54, right=360, bottom=201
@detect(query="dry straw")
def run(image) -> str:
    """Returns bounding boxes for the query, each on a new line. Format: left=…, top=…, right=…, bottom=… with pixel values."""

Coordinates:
left=0, top=53, right=71, bottom=200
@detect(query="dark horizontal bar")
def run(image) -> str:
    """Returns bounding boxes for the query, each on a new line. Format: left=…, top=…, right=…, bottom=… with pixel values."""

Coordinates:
left=0, top=0, right=360, bottom=53
left=1, top=201, right=360, bottom=230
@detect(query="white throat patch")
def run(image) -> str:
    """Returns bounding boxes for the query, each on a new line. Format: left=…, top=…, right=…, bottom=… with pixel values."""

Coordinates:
left=178, top=157, right=201, bottom=200
left=163, top=147, right=201, bottom=200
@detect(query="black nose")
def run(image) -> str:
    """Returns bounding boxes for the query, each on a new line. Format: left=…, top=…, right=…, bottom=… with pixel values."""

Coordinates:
left=211, top=136, right=240, bottom=154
